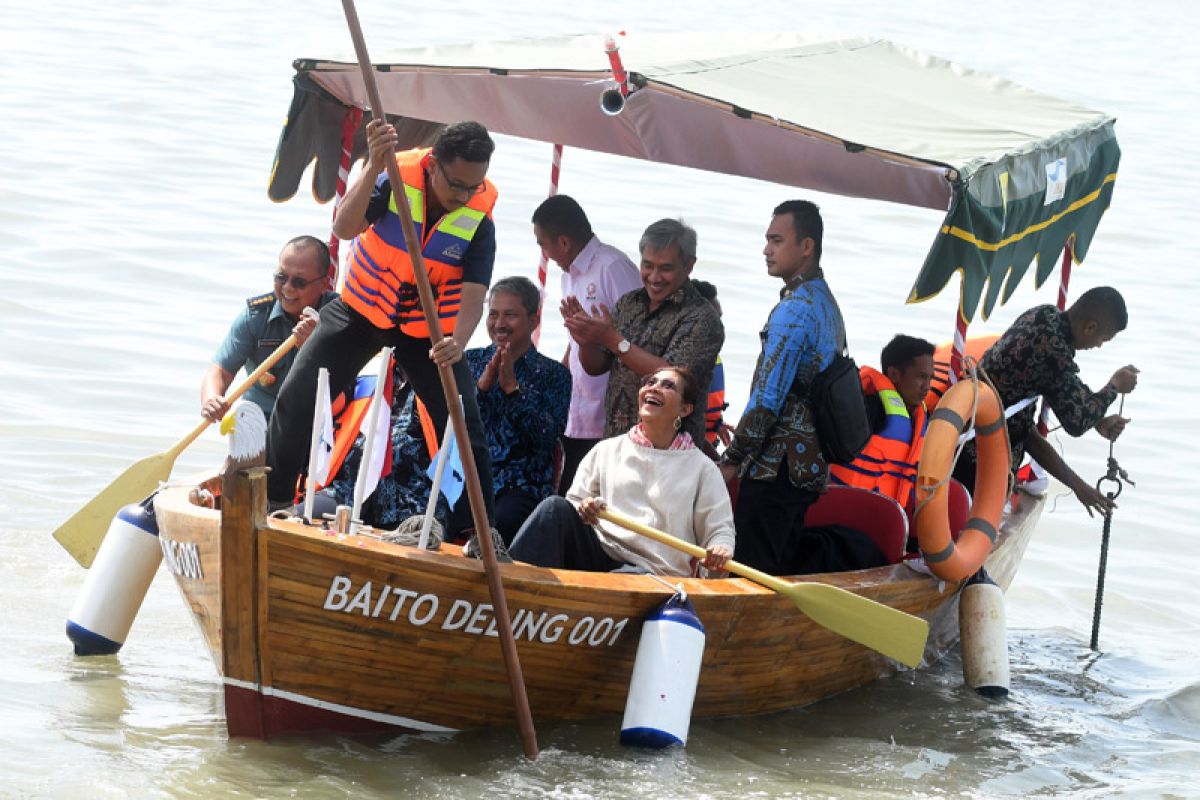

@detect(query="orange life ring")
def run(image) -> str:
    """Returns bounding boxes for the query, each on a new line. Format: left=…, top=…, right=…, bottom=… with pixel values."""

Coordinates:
left=913, top=379, right=1010, bottom=582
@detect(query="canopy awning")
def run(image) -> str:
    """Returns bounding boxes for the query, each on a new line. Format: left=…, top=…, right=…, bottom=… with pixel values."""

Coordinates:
left=270, top=33, right=1119, bottom=321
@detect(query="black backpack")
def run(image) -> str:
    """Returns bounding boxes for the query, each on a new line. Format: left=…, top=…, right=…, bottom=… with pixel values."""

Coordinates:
left=807, top=349, right=872, bottom=464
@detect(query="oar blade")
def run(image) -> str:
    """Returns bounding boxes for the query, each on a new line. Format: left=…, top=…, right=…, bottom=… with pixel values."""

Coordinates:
left=52, top=451, right=175, bottom=568
left=783, top=580, right=929, bottom=667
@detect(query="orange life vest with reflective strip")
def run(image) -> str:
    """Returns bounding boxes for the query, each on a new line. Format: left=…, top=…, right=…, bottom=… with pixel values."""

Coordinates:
left=342, top=148, right=498, bottom=337
left=705, top=356, right=726, bottom=446
left=829, top=366, right=928, bottom=509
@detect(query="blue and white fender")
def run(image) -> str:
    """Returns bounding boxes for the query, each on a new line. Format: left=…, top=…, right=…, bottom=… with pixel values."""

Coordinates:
left=620, top=593, right=705, bottom=748
left=66, top=498, right=162, bottom=655
left=959, top=568, right=1010, bottom=698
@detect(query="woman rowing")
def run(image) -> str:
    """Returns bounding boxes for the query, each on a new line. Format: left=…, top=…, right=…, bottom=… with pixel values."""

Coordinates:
left=508, top=365, right=734, bottom=576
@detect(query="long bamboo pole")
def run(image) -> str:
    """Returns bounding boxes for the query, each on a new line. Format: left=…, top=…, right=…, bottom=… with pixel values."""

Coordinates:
left=337, top=0, right=538, bottom=759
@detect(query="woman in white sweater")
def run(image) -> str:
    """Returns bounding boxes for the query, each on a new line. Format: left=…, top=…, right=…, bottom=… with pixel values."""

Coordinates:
left=508, top=366, right=734, bottom=576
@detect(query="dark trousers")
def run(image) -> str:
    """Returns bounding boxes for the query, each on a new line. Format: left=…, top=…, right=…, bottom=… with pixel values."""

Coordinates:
left=495, top=488, right=540, bottom=547
left=733, top=468, right=820, bottom=576
left=266, top=298, right=494, bottom=533
left=508, top=496, right=625, bottom=571
left=557, top=436, right=600, bottom=496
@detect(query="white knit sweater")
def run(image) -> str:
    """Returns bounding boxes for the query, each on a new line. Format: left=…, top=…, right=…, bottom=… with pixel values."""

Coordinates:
left=567, top=434, right=736, bottom=576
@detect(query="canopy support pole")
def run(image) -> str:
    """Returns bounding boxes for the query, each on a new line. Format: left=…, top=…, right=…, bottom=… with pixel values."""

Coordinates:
left=948, top=297, right=969, bottom=384
left=531, top=142, right=563, bottom=346
left=1037, top=242, right=1074, bottom=434
left=326, top=105, right=363, bottom=290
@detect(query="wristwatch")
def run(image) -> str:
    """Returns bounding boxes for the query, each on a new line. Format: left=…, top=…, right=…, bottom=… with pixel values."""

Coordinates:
left=616, top=338, right=632, bottom=355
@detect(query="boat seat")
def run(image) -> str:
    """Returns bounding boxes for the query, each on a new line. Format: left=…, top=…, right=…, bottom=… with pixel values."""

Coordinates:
left=905, top=477, right=973, bottom=555
left=805, top=485, right=909, bottom=565
left=946, top=477, right=971, bottom=541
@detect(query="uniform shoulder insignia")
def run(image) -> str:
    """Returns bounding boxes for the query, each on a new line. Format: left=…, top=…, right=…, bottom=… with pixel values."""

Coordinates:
left=246, top=292, right=275, bottom=311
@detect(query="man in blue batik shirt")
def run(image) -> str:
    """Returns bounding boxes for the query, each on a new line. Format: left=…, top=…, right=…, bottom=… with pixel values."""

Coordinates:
left=720, top=200, right=845, bottom=575
left=465, top=276, right=572, bottom=545
left=331, top=277, right=570, bottom=540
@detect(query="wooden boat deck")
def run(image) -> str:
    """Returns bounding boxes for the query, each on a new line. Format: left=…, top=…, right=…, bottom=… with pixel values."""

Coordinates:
left=154, top=470, right=1043, bottom=737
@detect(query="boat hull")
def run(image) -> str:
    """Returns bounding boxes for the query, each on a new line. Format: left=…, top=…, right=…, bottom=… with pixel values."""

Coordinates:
left=154, top=470, right=1042, bottom=738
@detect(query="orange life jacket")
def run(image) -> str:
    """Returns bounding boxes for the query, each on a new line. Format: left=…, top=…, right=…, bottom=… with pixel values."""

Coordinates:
left=342, top=148, right=498, bottom=337
left=705, top=356, right=726, bottom=446
left=829, top=366, right=927, bottom=509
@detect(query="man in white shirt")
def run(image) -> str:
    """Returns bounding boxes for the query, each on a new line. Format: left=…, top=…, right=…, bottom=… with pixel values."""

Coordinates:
left=532, top=195, right=641, bottom=494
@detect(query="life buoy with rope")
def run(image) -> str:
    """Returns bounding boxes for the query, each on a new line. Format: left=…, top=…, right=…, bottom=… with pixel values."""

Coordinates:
left=913, top=376, right=1010, bottom=582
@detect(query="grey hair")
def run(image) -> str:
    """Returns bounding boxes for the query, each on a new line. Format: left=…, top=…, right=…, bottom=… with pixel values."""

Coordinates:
left=638, top=218, right=697, bottom=265
left=490, top=275, right=541, bottom=317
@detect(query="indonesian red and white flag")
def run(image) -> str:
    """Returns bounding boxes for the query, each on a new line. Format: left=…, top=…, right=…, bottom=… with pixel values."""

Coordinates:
left=351, top=349, right=395, bottom=526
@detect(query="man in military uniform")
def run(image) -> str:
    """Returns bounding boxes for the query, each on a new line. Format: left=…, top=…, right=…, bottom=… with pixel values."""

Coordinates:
left=201, top=236, right=338, bottom=422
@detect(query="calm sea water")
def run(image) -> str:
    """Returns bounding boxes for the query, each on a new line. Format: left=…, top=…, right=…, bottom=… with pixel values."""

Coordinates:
left=2, top=1, right=1197, bottom=797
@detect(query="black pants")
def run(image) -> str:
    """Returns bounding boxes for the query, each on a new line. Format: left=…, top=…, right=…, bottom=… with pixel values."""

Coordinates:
left=266, top=298, right=494, bottom=533
left=557, top=436, right=600, bottom=496
left=733, top=468, right=820, bottom=576
left=495, top=487, right=540, bottom=547
left=508, top=496, right=625, bottom=571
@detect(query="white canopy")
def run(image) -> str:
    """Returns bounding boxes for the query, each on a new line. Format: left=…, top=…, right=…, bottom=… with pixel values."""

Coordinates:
left=272, top=33, right=1120, bottom=319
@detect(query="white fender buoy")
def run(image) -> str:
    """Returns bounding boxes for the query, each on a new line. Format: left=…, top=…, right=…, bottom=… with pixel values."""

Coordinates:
left=959, top=568, right=1010, bottom=698
left=66, top=498, right=162, bottom=655
left=620, top=594, right=705, bottom=748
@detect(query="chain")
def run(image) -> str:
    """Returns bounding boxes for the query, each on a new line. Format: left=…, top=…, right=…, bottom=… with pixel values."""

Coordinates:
left=1089, top=394, right=1133, bottom=652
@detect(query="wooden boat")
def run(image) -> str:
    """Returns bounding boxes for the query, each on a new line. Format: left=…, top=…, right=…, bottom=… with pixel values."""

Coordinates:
left=153, top=32, right=1116, bottom=737
left=155, top=470, right=1043, bottom=736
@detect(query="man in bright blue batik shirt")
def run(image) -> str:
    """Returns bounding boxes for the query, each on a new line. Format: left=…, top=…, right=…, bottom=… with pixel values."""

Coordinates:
left=465, top=276, right=572, bottom=545
left=720, top=200, right=846, bottom=576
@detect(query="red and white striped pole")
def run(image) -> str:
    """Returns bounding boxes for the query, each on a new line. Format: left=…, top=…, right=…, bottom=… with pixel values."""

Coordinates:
left=948, top=300, right=969, bottom=385
left=1036, top=242, right=1074, bottom=433
left=531, top=142, right=563, bottom=345
left=327, top=106, right=364, bottom=290
left=604, top=33, right=629, bottom=98
left=1056, top=241, right=1073, bottom=311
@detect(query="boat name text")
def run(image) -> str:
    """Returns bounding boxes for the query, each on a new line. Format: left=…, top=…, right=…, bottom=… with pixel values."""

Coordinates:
left=160, top=536, right=202, bottom=579
left=322, top=576, right=629, bottom=648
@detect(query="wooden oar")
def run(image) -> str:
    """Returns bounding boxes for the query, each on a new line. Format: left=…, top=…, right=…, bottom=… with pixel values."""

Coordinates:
left=338, top=0, right=538, bottom=760
left=53, top=335, right=299, bottom=568
left=598, top=508, right=930, bottom=668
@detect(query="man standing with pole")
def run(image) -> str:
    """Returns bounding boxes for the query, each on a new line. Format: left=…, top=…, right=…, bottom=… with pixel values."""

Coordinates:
left=265, top=116, right=500, bottom=542
left=315, top=0, right=537, bottom=759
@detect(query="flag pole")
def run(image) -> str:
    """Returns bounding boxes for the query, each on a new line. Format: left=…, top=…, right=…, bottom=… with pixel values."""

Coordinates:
left=339, top=0, right=538, bottom=758
left=419, top=408, right=457, bottom=551
left=303, top=367, right=332, bottom=522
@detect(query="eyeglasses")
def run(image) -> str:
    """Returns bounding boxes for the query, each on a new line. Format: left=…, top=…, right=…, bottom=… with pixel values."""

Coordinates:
left=641, top=375, right=679, bottom=392
left=274, top=272, right=321, bottom=290
left=436, top=160, right=486, bottom=198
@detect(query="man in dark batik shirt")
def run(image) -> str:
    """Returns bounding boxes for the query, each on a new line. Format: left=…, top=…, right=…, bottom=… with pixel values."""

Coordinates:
left=333, top=277, right=570, bottom=542
left=466, top=277, right=572, bottom=544
left=564, top=218, right=723, bottom=445
left=954, top=286, right=1139, bottom=515
left=719, top=200, right=846, bottom=575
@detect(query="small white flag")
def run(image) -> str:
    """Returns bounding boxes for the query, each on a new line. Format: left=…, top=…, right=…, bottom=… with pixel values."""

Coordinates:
left=312, top=370, right=335, bottom=485
left=361, top=368, right=393, bottom=500
left=304, top=367, right=336, bottom=522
